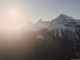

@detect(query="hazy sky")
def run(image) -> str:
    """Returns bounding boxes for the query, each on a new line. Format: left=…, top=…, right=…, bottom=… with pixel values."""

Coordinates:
left=0, top=0, right=80, bottom=23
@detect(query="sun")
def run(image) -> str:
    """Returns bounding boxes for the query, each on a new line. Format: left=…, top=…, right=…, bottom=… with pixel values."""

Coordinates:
left=1, top=4, right=27, bottom=31
left=9, top=9, right=20, bottom=18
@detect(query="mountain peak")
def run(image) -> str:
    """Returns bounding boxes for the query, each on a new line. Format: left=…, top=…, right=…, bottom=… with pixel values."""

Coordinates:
left=57, top=14, right=73, bottom=20
left=38, top=19, right=43, bottom=22
left=52, top=14, right=74, bottom=22
left=59, top=14, right=68, bottom=17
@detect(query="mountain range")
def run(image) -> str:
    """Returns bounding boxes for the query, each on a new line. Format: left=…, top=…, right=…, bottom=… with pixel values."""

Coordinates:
left=28, top=14, right=80, bottom=31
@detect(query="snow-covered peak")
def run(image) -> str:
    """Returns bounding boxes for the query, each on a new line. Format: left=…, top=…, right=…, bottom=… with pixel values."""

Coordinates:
left=59, top=14, right=73, bottom=20
left=49, top=14, right=78, bottom=37
left=50, top=14, right=75, bottom=32
left=36, top=19, right=51, bottom=28
left=37, top=19, right=43, bottom=24
left=53, top=14, right=74, bottom=22
left=59, top=14, right=72, bottom=18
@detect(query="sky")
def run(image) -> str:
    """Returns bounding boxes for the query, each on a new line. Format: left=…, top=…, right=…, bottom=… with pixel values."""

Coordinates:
left=0, top=0, right=80, bottom=23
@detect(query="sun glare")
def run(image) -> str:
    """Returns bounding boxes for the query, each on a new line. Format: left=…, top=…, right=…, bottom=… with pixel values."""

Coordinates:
left=9, top=9, right=20, bottom=18
left=1, top=4, right=27, bottom=31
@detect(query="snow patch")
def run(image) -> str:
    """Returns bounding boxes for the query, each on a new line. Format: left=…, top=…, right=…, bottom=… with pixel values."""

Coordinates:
left=36, top=35, right=44, bottom=39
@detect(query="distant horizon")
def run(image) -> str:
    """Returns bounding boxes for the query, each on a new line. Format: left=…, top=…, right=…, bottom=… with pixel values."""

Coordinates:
left=33, top=13, right=80, bottom=24
left=0, top=0, right=80, bottom=23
